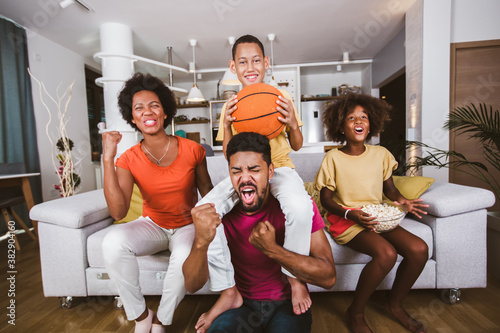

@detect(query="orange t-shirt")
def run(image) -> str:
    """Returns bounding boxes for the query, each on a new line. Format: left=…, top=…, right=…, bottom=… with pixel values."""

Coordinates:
left=115, top=136, right=205, bottom=229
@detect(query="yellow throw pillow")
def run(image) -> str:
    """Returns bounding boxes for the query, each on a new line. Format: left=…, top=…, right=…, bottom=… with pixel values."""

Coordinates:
left=114, top=184, right=143, bottom=224
left=385, top=176, right=435, bottom=200
left=304, top=182, right=327, bottom=216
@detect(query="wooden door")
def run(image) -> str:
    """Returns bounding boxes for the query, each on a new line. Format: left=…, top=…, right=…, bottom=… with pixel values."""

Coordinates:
left=450, top=40, right=500, bottom=210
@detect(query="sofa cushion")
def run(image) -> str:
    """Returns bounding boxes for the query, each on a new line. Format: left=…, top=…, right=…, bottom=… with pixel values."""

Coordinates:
left=326, top=218, right=434, bottom=264
left=87, top=225, right=171, bottom=270
left=304, top=182, right=326, bottom=216
left=206, top=156, right=230, bottom=185
left=385, top=176, right=435, bottom=200
left=289, top=152, right=326, bottom=183
left=88, top=217, right=433, bottom=270
left=114, top=184, right=143, bottom=224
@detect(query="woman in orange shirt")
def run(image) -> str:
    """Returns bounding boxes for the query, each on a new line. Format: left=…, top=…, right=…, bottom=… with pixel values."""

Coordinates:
left=101, top=73, right=213, bottom=333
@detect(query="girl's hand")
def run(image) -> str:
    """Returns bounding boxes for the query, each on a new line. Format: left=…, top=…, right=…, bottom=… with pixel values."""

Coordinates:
left=223, top=95, right=238, bottom=129
left=276, top=95, right=299, bottom=130
left=346, top=210, right=378, bottom=231
left=394, top=198, right=429, bottom=219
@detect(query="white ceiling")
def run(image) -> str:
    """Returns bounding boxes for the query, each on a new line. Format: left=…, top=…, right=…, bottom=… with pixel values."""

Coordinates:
left=0, top=0, right=415, bottom=83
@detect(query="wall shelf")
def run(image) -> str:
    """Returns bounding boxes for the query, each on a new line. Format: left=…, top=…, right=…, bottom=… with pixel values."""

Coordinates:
left=301, top=96, right=341, bottom=102
left=177, top=102, right=209, bottom=108
left=175, top=120, right=210, bottom=125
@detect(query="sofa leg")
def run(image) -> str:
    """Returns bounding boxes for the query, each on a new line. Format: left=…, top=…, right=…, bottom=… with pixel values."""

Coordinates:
left=60, top=296, right=74, bottom=309
left=113, top=296, right=124, bottom=310
left=441, top=288, right=461, bottom=304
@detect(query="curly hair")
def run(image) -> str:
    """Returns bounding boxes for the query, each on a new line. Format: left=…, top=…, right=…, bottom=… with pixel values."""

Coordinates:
left=322, top=93, right=391, bottom=143
left=117, top=72, right=177, bottom=132
left=227, top=132, right=271, bottom=166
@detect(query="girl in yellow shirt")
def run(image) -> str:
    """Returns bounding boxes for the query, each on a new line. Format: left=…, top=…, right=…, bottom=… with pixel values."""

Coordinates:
left=315, top=93, right=429, bottom=333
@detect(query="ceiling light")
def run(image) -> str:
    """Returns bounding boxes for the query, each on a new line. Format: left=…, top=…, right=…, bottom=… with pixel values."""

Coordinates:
left=187, top=39, right=205, bottom=103
left=343, top=51, right=349, bottom=63
left=221, top=36, right=241, bottom=86
left=60, top=0, right=75, bottom=8
left=59, top=0, right=93, bottom=11
left=268, top=34, right=278, bottom=88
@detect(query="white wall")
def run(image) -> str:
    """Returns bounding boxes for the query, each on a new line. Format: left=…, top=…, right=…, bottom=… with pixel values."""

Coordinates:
left=372, top=28, right=405, bottom=88
left=300, top=71, right=363, bottom=97
left=451, top=0, right=500, bottom=43
left=420, top=0, right=451, bottom=181
left=27, top=33, right=96, bottom=201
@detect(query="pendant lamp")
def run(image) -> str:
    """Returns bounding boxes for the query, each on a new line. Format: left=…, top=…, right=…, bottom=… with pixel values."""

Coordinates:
left=268, top=34, right=278, bottom=88
left=343, top=51, right=350, bottom=63
left=221, top=37, right=241, bottom=86
left=187, top=39, right=205, bottom=102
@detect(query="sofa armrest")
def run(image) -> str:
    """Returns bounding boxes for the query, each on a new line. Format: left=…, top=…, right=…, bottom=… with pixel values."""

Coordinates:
left=420, top=181, right=495, bottom=217
left=420, top=209, right=487, bottom=289
left=30, top=189, right=110, bottom=229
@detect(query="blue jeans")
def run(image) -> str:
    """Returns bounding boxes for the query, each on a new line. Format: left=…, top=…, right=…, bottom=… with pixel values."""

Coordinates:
left=208, top=298, right=312, bottom=333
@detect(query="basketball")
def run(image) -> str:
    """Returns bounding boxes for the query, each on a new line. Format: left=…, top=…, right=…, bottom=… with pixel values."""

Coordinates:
left=232, top=83, right=285, bottom=140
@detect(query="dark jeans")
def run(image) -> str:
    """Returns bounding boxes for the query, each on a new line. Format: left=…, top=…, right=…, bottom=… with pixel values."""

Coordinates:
left=208, top=298, right=312, bottom=333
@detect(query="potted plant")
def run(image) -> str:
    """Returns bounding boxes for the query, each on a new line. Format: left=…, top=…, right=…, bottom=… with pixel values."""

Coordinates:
left=405, top=103, right=499, bottom=201
left=405, top=103, right=499, bottom=280
left=54, top=137, right=81, bottom=197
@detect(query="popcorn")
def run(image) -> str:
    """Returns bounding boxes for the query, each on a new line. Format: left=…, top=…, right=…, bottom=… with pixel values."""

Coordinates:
left=361, top=203, right=405, bottom=232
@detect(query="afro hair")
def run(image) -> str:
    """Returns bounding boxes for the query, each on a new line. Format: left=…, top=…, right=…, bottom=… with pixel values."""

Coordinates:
left=322, top=93, right=392, bottom=143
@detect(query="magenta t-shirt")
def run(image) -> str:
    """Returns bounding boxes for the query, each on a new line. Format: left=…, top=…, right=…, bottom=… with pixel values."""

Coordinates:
left=222, top=196, right=325, bottom=301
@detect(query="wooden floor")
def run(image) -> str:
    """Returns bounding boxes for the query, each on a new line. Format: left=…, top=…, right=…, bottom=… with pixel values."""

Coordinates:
left=2, top=233, right=500, bottom=333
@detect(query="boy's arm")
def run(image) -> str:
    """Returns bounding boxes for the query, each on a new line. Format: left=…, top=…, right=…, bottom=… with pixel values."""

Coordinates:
left=249, top=221, right=336, bottom=290
left=277, top=94, right=303, bottom=151
left=219, top=95, right=238, bottom=158
left=287, top=125, right=303, bottom=151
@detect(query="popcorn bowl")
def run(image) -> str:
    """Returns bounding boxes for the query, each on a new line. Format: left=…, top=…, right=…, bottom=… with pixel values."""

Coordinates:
left=361, top=204, right=406, bottom=233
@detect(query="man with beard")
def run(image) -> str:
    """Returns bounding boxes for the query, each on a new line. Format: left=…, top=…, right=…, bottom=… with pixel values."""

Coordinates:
left=183, top=132, right=336, bottom=333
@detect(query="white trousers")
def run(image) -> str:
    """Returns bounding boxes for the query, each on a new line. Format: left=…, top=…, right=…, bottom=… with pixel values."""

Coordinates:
left=196, top=167, right=314, bottom=291
left=102, top=217, right=195, bottom=325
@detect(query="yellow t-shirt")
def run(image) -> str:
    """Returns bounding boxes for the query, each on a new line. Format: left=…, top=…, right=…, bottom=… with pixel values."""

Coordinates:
left=314, top=145, right=398, bottom=208
left=216, top=89, right=302, bottom=169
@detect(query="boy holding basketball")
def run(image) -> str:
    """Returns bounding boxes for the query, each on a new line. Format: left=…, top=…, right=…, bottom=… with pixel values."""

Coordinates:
left=187, top=35, right=314, bottom=332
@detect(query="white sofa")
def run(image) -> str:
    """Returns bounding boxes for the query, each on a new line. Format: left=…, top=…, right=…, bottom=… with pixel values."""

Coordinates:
left=30, top=152, right=496, bottom=308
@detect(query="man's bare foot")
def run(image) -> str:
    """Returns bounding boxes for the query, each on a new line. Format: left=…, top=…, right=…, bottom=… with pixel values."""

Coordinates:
left=287, top=276, right=312, bottom=315
left=346, top=305, right=373, bottom=333
left=385, top=300, right=425, bottom=333
left=195, top=286, right=243, bottom=333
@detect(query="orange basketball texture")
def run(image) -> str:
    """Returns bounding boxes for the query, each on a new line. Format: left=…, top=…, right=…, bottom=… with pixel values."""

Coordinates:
left=232, top=83, right=285, bottom=140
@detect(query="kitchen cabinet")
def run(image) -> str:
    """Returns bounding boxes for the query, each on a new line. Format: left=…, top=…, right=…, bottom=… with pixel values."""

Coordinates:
left=169, top=100, right=227, bottom=149
left=171, top=102, right=211, bottom=145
